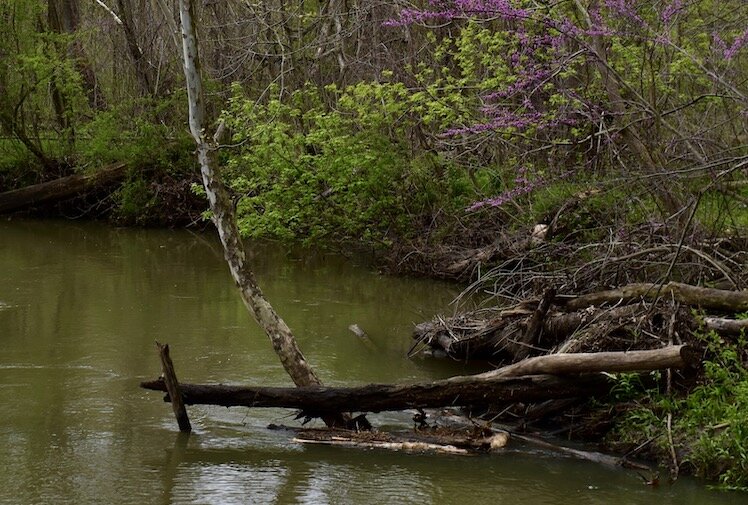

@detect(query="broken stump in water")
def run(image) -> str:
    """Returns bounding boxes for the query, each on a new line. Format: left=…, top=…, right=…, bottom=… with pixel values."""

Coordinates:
left=155, top=342, right=191, bottom=433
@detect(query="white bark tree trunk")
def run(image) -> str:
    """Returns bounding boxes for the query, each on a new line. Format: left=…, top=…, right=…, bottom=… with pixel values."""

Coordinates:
left=176, top=0, right=339, bottom=399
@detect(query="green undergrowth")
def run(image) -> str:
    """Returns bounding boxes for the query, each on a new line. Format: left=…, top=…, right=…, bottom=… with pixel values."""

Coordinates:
left=78, top=97, right=195, bottom=224
left=220, top=81, right=483, bottom=247
left=608, top=320, right=748, bottom=490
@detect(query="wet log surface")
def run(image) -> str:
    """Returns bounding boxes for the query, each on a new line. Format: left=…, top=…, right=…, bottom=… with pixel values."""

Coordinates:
left=142, top=346, right=691, bottom=415
left=269, top=425, right=508, bottom=455
left=156, top=342, right=191, bottom=433
left=142, top=373, right=612, bottom=414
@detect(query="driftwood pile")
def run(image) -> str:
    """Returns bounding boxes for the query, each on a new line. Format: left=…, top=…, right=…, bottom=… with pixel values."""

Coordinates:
left=138, top=282, right=748, bottom=462
left=412, top=282, right=748, bottom=362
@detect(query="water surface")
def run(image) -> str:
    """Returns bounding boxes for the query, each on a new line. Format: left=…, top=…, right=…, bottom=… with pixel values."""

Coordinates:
left=0, top=220, right=740, bottom=504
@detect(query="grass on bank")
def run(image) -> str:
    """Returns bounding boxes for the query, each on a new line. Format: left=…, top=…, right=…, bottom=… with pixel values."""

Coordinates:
left=609, top=321, right=748, bottom=491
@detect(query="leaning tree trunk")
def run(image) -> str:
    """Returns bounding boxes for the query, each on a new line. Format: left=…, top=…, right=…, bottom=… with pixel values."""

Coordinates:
left=177, top=0, right=346, bottom=427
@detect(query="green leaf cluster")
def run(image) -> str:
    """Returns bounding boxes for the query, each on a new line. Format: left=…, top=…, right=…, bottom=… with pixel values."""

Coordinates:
left=221, top=82, right=476, bottom=246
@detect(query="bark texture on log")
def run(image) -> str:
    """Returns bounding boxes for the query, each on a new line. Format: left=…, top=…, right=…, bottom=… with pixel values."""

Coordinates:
left=512, top=288, right=555, bottom=360
left=479, top=345, right=696, bottom=380
left=142, top=346, right=692, bottom=414
left=703, top=317, right=748, bottom=335
left=141, top=373, right=611, bottom=413
left=0, top=163, right=127, bottom=213
left=563, top=282, right=748, bottom=312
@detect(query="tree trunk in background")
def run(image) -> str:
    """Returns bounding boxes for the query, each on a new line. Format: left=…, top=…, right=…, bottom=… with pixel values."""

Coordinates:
left=574, top=0, right=686, bottom=222
left=177, top=0, right=349, bottom=428
left=48, top=0, right=104, bottom=109
left=117, top=0, right=156, bottom=96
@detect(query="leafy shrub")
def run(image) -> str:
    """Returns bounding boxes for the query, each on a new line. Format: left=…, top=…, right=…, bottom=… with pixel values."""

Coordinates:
left=221, top=82, right=478, bottom=246
left=610, top=326, right=748, bottom=490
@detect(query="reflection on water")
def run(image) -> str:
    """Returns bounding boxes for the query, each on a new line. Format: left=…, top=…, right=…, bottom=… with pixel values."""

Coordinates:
left=0, top=220, right=741, bottom=504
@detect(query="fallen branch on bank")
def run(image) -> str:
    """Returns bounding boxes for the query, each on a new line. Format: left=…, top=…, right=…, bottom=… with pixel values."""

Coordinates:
left=560, top=282, right=748, bottom=312
left=414, top=283, right=748, bottom=361
left=0, top=162, right=127, bottom=213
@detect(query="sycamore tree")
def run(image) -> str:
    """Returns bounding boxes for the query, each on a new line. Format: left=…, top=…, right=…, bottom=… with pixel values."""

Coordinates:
left=176, top=0, right=353, bottom=428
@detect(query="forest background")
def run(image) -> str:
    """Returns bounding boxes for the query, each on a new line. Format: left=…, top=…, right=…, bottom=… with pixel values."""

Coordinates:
left=1, top=0, right=747, bottom=489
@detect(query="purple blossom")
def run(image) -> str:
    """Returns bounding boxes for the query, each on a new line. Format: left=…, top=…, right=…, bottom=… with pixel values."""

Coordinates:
left=725, top=29, right=748, bottom=60
left=468, top=173, right=543, bottom=211
left=385, top=0, right=530, bottom=27
left=444, top=109, right=544, bottom=135
left=661, top=0, right=683, bottom=24
left=713, top=30, right=748, bottom=60
left=604, top=0, right=643, bottom=25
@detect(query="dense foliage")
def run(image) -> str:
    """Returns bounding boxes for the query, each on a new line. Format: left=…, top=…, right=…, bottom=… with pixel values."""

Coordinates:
left=611, top=322, right=748, bottom=490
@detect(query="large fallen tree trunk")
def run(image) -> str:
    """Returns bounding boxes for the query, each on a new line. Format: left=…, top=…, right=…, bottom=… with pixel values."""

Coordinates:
left=142, top=374, right=611, bottom=414
left=0, top=162, right=127, bottom=213
left=141, top=346, right=692, bottom=415
left=479, top=345, right=696, bottom=379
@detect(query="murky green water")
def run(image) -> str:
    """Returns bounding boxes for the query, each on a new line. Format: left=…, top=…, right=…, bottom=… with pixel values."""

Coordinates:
left=0, top=220, right=741, bottom=504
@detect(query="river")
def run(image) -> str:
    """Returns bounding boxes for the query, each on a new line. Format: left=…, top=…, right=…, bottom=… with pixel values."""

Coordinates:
left=0, top=220, right=740, bottom=504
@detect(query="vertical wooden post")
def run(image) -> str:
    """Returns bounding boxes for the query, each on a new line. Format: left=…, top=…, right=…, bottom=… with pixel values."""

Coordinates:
left=156, top=342, right=192, bottom=432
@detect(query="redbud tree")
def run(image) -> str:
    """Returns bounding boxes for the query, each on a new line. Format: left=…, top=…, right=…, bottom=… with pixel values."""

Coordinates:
left=389, top=0, right=747, bottom=225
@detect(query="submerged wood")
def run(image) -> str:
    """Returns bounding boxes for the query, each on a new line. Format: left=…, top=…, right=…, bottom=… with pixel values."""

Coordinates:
left=505, top=430, right=650, bottom=471
left=141, top=373, right=611, bottom=414
left=141, top=346, right=691, bottom=415
left=292, top=437, right=471, bottom=454
left=562, top=282, right=748, bottom=312
left=0, top=162, right=127, bottom=213
left=280, top=426, right=503, bottom=455
left=156, top=342, right=191, bottom=432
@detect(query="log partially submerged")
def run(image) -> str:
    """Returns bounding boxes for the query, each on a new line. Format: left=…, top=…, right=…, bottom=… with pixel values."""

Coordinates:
left=142, top=373, right=611, bottom=414
left=0, top=162, right=127, bottom=213
left=156, top=342, right=191, bottom=432
left=141, top=346, right=692, bottom=415
left=275, top=426, right=508, bottom=455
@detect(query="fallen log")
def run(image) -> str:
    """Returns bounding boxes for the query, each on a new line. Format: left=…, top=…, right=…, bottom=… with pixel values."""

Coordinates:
left=142, top=374, right=611, bottom=414
left=141, top=346, right=693, bottom=415
left=703, top=317, right=748, bottom=335
left=561, top=282, right=748, bottom=312
left=476, top=345, right=696, bottom=380
left=0, top=162, right=127, bottom=213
